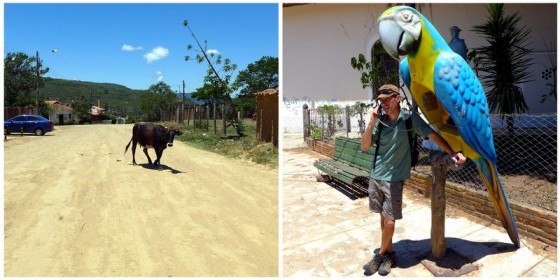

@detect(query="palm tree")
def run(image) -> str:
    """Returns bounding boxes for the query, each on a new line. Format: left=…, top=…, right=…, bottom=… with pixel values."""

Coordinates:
left=469, top=3, right=533, bottom=133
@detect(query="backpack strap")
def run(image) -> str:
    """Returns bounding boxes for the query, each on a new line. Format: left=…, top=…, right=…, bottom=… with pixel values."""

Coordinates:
left=405, top=113, right=418, bottom=169
left=372, top=117, right=385, bottom=171
left=405, top=114, right=414, bottom=149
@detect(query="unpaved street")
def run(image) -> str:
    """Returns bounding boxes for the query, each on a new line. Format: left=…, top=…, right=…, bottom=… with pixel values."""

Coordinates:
left=4, top=124, right=278, bottom=277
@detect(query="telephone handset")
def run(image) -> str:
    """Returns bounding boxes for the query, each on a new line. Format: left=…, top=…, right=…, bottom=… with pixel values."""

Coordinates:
left=376, top=104, right=383, bottom=117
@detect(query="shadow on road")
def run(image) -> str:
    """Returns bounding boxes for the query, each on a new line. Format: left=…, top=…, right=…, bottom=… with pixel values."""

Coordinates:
left=138, top=163, right=184, bottom=174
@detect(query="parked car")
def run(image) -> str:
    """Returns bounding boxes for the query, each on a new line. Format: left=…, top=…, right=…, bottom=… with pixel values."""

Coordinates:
left=4, top=115, right=54, bottom=136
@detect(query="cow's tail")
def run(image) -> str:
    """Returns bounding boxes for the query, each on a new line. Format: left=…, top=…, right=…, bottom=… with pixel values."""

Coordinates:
left=124, top=138, right=133, bottom=154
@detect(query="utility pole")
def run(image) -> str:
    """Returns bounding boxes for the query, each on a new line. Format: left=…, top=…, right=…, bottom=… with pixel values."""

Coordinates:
left=36, top=51, right=40, bottom=114
left=182, top=80, right=186, bottom=124
left=35, top=49, right=58, bottom=115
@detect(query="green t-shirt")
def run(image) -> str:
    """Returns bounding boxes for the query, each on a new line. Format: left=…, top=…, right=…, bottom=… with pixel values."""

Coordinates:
left=370, top=110, right=434, bottom=181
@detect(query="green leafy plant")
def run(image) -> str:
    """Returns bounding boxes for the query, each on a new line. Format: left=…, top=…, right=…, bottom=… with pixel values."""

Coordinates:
left=469, top=4, right=533, bottom=133
left=350, top=41, right=399, bottom=92
left=317, top=105, right=341, bottom=140
left=308, top=123, right=322, bottom=140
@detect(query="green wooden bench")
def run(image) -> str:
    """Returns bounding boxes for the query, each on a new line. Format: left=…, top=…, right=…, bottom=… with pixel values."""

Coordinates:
left=313, top=137, right=375, bottom=186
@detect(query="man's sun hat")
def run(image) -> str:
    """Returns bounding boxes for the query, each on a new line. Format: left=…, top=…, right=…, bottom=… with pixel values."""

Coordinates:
left=375, top=84, right=400, bottom=100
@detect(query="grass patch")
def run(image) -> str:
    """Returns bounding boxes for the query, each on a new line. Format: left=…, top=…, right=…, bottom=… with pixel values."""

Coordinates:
left=162, top=119, right=278, bottom=169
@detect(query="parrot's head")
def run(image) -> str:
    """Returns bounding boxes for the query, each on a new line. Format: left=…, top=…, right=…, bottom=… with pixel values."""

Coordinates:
left=377, top=6, right=422, bottom=60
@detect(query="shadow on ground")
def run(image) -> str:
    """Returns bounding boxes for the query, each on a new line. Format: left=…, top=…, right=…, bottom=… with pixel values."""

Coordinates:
left=138, top=163, right=183, bottom=174
left=324, top=177, right=369, bottom=200
left=380, top=238, right=517, bottom=276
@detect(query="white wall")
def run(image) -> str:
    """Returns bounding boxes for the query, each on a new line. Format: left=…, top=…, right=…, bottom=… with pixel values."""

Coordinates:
left=283, top=3, right=557, bottom=133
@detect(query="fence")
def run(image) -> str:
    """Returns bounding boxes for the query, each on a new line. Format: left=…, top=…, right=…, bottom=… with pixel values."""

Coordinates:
left=4, top=106, right=37, bottom=120
left=303, top=105, right=557, bottom=187
left=164, top=103, right=254, bottom=137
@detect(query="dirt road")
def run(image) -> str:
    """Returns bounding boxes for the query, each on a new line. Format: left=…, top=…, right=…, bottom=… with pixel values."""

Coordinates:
left=4, top=124, right=278, bottom=277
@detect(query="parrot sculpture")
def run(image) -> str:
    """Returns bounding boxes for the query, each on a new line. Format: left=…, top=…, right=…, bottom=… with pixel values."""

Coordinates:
left=377, top=5, right=520, bottom=248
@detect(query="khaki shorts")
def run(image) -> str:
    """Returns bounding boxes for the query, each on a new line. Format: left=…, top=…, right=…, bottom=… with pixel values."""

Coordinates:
left=368, top=178, right=404, bottom=220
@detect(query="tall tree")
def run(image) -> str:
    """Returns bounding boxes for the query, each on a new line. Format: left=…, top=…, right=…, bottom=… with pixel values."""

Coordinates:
left=233, top=56, right=278, bottom=115
left=183, top=19, right=243, bottom=136
left=234, top=56, right=279, bottom=95
left=4, top=52, right=49, bottom=108
left=139, top=81, right=177, bottom=122
left=470, top=4, right=533, bottom=132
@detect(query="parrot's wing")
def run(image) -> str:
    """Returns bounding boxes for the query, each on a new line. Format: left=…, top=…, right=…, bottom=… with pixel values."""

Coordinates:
left=433, top=52, right=497, bottom=163
left=400, top=58, right=411, bottom=90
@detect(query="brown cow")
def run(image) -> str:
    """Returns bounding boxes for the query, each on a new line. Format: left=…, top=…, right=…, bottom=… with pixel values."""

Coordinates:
left=124, top=122, right=182, bottom=167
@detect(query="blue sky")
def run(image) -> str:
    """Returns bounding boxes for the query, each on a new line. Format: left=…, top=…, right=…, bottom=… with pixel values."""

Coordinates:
left=4, top=3, right=279, bottom=93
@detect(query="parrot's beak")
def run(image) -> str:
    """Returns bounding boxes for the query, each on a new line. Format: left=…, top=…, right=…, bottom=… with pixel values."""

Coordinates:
left=378, top=18, right=403, bottom=60
left=378, top=11, right=421, bottom=60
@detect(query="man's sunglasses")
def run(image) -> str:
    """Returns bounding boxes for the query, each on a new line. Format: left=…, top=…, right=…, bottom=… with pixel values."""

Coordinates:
left=376, top=89, right=400, bottom=95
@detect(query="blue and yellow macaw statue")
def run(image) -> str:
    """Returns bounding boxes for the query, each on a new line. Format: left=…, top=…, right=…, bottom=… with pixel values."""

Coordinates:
left=378, top=5, right=520, bottom=248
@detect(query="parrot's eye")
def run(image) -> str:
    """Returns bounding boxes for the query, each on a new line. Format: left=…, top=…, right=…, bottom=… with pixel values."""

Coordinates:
left=401, top=11, right=412, bottom=22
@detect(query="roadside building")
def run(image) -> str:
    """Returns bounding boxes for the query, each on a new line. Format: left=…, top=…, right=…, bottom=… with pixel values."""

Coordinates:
left=45, top=100, right=74, bottom=125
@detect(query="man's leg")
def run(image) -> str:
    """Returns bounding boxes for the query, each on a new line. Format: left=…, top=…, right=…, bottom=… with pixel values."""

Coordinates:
left=378, top=181, right=404, bottom=276
left=379, top=215, right=395, bottom=256
left=364, top=179, right=386, bottom=276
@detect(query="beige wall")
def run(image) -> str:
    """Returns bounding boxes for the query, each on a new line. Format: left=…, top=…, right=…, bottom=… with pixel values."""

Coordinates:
left=283, top=3, right=557, bottom=133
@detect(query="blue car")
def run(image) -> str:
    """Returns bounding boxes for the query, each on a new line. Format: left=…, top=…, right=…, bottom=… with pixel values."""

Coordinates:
left=4, top=115, right=54, bottom=136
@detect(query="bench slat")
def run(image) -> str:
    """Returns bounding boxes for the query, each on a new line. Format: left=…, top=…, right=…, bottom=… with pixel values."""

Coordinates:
left=314, top=137, right=375, bottom=186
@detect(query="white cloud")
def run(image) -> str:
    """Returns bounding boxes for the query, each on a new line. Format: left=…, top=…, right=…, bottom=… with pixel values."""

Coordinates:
left=121, top=44, right=143, bottom=51
left=156, top=71, right=163, bottom=82
left=144, top=46, right=169, bottom=63
left=206, top=49, right=219, bottom=56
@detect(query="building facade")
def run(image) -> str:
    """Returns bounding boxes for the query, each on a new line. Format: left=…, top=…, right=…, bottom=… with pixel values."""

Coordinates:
left=283, top=3, right=557, bottom=133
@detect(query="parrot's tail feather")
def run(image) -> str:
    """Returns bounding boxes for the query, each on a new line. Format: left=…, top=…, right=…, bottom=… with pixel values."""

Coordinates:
left=474, top=159, right=520, bottom=248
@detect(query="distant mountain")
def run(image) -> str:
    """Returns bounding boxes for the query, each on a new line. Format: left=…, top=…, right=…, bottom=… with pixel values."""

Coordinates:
left=42, top=78, right=199, bottom=116
left=176, top=91, right=204, bottom=105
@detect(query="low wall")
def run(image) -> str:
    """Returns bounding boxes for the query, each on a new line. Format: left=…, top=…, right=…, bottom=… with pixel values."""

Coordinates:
left=308, top=139, right=557, bottom=247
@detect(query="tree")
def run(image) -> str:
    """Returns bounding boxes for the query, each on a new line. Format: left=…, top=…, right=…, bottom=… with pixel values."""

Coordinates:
left=192, top=82, right=224, bottom=105
left=4, top=52, right=49, bottom=109
left=350, top=41, right=400, bottom=93
left=71, top=95, right=91, bottom=124
left=234, top=56, right=279, bottom=95
left=469, top=4, right=533, bottom=133
left=139, top=82, right=177, bottom=122
left=183, top=19, right=244, bottom=136
left=233, top=56, right=279, bottom=115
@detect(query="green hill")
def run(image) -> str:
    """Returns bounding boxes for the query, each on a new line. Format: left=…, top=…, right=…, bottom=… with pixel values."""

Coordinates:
left=42, top=78, right=198, bottom=117
left=42, top=78, right=144, bottom=116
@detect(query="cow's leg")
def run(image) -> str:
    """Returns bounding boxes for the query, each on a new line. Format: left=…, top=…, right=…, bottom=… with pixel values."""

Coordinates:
left=131, top=140, right=138, bottom=165
left=143, top=147, right=152, bottom=164
left=154, top=148, right=163, bottom=166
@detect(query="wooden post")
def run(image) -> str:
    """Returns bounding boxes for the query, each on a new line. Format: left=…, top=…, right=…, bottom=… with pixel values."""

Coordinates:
left=213, top=103, right=217, bottom=134
left=302, top=104, right=309, bottom=140
left=430, top=152, right=463, bottom=259
left=176, top=103, right=180, bottom=124
left=345, top=105, right=351, bottom=137
left=186, top=106, right=190, bottom=126
left=206, top=104, right=210, bottom=131
left=222, top=104, right=226, bottom=135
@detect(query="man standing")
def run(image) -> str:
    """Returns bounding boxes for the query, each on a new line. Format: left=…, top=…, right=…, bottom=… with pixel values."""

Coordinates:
left=361, top=84, right=466, bottom=276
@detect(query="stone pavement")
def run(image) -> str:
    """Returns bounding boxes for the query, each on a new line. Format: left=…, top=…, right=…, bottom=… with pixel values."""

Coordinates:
left=281, top=134, right=557, bottom=277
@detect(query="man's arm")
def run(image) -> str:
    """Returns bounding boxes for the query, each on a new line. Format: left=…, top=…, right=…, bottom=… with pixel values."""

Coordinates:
left=427, top=132, right=467, bottom=165
left=361, top=110, right=378, bottom=151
